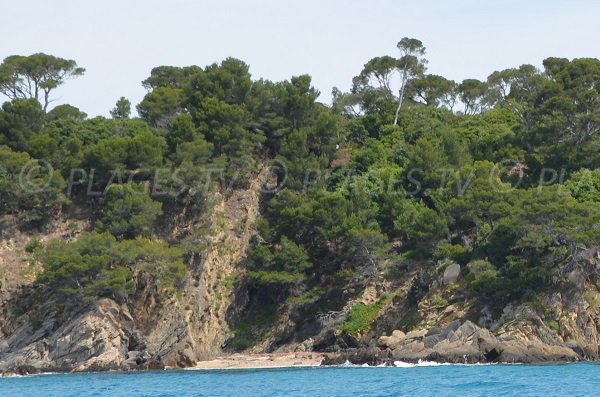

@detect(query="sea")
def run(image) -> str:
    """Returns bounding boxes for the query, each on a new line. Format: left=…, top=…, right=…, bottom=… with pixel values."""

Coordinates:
left=0, top=361, right=598, bottom=396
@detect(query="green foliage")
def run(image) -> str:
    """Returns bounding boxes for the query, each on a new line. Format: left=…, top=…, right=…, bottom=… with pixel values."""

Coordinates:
left=396, top=307, right=419, bottom=331
left=246, top=270, right=306, bottom=284
left=8, top=303, right=25, bottom=320
left=394, top=199, right=448, bottom=241
left=434, top=242, right=469, bottom=264
left=47, top=104, right=87, bottom=121
left=110, top=97, right=131, bottom=119
left=38, top=232, right=130, bottom=299
left=286, top=287, right=324, bottom=306
left=98, top=183, right=162, bottom=239
left=0, top=99, right=45, bottom=151
left=37, top=232, right=186, bottom=300
left=409, top=74, right=457, bottom=107
left=5, top=48, right=600, bottom=325
left=340, top=294, right=393, bottom=337
left=81, top=120, right=166, bottom=180
left=230, top=299, right=278, bottom=350
left=565, top=168, right=600, bottom=202
left=248, top=236, right=311, bottom=285
left=466, top=260, right=502, bottom=296
left=0, top=53, right=85, bottom=111
left=25, top=238, right=43, bottom=253
left=121, top=238, right=187, bottom=290
left=137, top=87, right=185, bottom=128
left=0, top=145, right=68, bottom=226
left=545, top=319, right=560, bottom=332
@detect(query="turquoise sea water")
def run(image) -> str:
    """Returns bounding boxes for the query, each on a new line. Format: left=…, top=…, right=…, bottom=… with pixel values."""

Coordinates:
left=1, top=363, right=599, bottom=397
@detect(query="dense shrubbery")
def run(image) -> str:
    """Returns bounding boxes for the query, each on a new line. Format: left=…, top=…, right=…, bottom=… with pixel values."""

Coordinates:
left=98, top=183, right=162, bottom=239
left=2, top=43, right=600, bottom=315
left=37, top=232, right=186, bottom=300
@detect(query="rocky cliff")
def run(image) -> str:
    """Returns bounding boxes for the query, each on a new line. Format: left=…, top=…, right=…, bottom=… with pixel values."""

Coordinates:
left=0, top=170, right=269, bottom=374
left=321, top=263, right=600, bottom=366
left=1, top=178, right=600, bottom=374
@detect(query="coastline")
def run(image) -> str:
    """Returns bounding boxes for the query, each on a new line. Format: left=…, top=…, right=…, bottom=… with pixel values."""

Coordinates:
left=188, top=352, right=327, bottom=370
left=2, top=353, right=589, bottom=376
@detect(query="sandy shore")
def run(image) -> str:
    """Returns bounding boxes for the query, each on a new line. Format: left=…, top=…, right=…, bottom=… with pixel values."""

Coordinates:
left=191, top=352, right=326, bottom=369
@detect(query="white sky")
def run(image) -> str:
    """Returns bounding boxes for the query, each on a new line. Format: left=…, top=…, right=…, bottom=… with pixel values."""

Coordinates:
left=2, top=0, right=599, bottom=117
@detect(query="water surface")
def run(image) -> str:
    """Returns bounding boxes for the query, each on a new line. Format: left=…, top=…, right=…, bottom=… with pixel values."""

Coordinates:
left=1, top=362, right=597, bottom=397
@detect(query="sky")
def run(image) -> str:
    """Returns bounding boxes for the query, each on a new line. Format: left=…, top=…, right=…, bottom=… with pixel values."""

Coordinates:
left=2, top=0, right=600, bottom=117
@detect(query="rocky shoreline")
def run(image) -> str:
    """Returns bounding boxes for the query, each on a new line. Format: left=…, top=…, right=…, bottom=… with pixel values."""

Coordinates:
left=323, top=320, right=582, bottom=367
left=0, top=318, right=589, bottom=376
left=2, top=289, right=593, bottom=375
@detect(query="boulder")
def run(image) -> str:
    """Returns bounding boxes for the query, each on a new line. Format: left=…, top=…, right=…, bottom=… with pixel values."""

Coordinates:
left=442, top=263, right=461, bottom=285
left=405, top=329, right=427, bottom=340
left=377, top=330, right=406, bottom=350
left=387, top=319, right=583, bottom=364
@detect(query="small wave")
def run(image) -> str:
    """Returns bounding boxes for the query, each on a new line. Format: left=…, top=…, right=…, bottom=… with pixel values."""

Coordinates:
left=1, top=374, right=25, bottom=378
left=393, top=361, right=416, bottom=368
left=393, top=360, right=500, bottom=368
left=337, top=360, right=384, bottom=368
left=393, top=360, right=450, bottom=367
left=338, top=360, right=451, bottom=368
left=321, top=359, right=504, bottom=369
left=1, top=372, right=61, bottom=378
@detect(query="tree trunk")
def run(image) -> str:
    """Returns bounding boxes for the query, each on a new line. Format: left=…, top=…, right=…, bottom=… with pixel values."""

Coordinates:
left=43, top=89, right=50, bottom=112
left=393, top=87, right=405, bottom=126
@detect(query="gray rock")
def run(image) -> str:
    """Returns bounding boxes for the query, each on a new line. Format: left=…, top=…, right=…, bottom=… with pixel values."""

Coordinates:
left=387, top=319, right=583, bottom=364
left=0, top=299, right=133, bottom=374
left=423, top=334, right=445, bottom=349
left=378, top=330, right=406, bottom=350
left=442, top=263, right=461, bottom=285
left=445, top=320, right=462, bottom=334
left=405, top=329, right=427, bottom=340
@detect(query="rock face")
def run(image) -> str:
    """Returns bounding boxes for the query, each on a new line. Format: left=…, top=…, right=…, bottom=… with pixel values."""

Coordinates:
left=0, top=300, right=137, bottom=374
left=329, top=319, right=581, bottom=366
left=0, top=169, right=599, bottom=373
left=134, top=169, right=269, bottom=367
left=328, top=281, right=600, bottom=367
left=0, top=170, right=271, bottom=375
left=390, top=320, right=579, bottom=364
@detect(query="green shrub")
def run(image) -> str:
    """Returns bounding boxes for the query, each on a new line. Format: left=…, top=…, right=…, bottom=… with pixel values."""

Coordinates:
left=230, top=300, right=278, bottom=350
left=98, top=183, right=162, bottom=239
left=397, top=307, right=419, bottom=331
left=37, top=232, right=186, bottom=300
left=25, top=238, right=43, bottom=253
left=545, top=319, right=560, bottom=332
left=340, top=294, right=394, bottom=337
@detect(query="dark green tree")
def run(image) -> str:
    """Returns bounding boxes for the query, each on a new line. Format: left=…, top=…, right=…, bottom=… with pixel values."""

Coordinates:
left=0, top=53, right=85, bottom=111
left=98, top=183, right=163, bottom=239
left=110, top=97, right=131, bottom=119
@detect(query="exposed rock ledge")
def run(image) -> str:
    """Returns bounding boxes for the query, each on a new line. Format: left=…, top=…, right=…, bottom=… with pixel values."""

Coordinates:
left=0, top=314, right=588, bottom=375
left=0, top=299, right=161, bottom=375
left=323, top=320, right=582, bottom=366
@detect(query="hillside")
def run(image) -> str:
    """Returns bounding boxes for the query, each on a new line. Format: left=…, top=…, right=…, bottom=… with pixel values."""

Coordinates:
left=1, top=40, right=600, bottom=373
